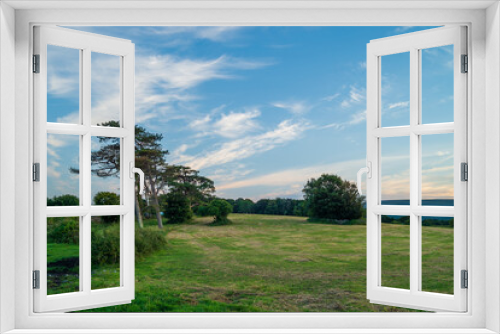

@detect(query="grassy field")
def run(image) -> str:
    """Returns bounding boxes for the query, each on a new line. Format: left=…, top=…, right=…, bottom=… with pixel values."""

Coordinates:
left=47, top=213, right=454, bottom=312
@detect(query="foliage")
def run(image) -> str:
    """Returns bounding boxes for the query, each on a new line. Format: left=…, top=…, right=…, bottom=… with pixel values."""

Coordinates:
left=221, top=197, right=308, bottom=217
left=207, top=199, right=233, bottom=223
left=135, top=228, right=168, bottom=260
left=382, top=215, right=454, bottom=228
left=93, top=192, right=121, bottom=223
left=47, top=217, right=79, bottom=244
left=94, top=191, right=120, bottom=206
left=161, top=192, right=193, bottom=224
left=165, top=166, right=215, bottom=208
left=91, top=222, right=167, bottom=266
left=302, top=174, right=364, bottom=220
left=47, top=194, right=79, bottom=206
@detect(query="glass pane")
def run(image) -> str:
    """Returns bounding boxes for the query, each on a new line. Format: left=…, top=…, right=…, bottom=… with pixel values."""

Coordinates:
left=421, top=216, right=454, bottom=294
left=381, top=52, right=410, bottom=127
left=47, top=217, right=80, bottom=295
left=421, top=45, right=454, bottom=124
left=381, top=215, right=410, bottom=289
left=47, top=45, right=80, bottom=124
left=91, top=216, right=121, bottom=290
left=47, top=134, right=80, bottom=206
left=91, top=136, right=121, bottom=204
left=91, top=52, right=121, bottom=127
left=381, top=137, right=410, bottom=205
left=421, top=133, right=454, bottom=206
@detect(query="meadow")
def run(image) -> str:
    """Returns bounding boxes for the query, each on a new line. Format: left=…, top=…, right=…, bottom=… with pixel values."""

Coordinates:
left=47, top=213, right=453, bottom=312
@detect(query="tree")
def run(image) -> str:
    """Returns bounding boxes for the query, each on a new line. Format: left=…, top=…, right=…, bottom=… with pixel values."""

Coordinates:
left=135, top=125, right=170, bottom=229
left=302, top=174, right=363, bottom=220
left=93, top=192, right=120, bottom=223
left=93, top=191, right=120, bottom=205
left=162, top=192, right=192, bottom=224
left=165, top=165, right=215, bottom=208
left=47, top=194, right=79, bottom=206
left=207, top=199, right=233, bottom=224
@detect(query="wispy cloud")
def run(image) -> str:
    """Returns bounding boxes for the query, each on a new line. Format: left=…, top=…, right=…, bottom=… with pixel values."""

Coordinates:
left=388, top=101, right=409, bottom=109
left=190, top=108, right=262, bottom=139
left=272, top=101, right=312, bottom=115
left=340, top=86, right=365, bottom=109
left=149, top=26, right=244, bottom=42
left=322, top=110, right=366, bottom=130
left=175, top=119, right=310, bottom=170
left=217, top=158, right=366, bottom=192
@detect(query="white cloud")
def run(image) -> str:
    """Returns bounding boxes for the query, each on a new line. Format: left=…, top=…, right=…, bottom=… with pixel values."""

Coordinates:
left=272, top=101, right=312, bottom=115
left=322, top=110, right=366, bottom=130
left=388, top=101, right=409, bottom=109
left=217, top=158, right=366, bottom=191
left=150, top=26, right=243, bottom=42
left=322, top=93, right=341, bottom=102
left=189, top=108, right=261, bottom=139
left=175, top=119, right=310, bottom=170
left=134, top=54, right=270, bottom=125
left=340, top=86, right=365, bottom=109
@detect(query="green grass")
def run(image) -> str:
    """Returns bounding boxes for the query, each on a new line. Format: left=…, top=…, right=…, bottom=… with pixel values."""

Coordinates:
left=47, top=213, right=454, bottom=312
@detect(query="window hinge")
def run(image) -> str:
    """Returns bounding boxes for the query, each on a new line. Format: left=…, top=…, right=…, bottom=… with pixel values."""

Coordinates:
left=33, top=163, right=40, bottom=182
left=33, top=270, right=40, bottom=289
left=461, top=54, right=468, bottom=73
left=33, top=54, right=40, bottom=73
left=461, top=269, right=468, bottom=289
left=461, top=162, right=468, bottom=182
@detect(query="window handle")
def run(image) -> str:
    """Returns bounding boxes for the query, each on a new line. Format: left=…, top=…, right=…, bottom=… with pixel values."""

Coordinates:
left=357, top=161, right=372, bottom=195
left=129, top=162, right=145, bottom=194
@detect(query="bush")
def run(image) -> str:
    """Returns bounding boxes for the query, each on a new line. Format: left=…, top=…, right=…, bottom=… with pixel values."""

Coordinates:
left=135, top=228, right=167, bottom=259
left=93, top=192, right=120, bottom=223
left=91, top=225, right=167, bottom=265
left=91, top=224, right=121, bottom=265
left=207, top=199, right=233, bottom=224
left=193, top=205, right=210, bottom=217
left=47, top=217, right=79, bottom=244
left=163, top=192, right=192, bottom=224
left=47, top=194, right=79, bottom=206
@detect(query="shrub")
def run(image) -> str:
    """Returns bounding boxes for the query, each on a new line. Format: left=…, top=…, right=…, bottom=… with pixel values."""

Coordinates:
left=91, top=225, right=167, bottom=265
left=193, top=205, right=210, bottom=217
left=163, top=192, right=192, bottom=224
left=93, top=192, right=120, bottom=223
left=47, top=217, right=79, bottom=244
left=47, top=194, right=79, bottom=206
left=207, top=199, right=233, bottom=224
left=135, top=228, right=167, bottom=260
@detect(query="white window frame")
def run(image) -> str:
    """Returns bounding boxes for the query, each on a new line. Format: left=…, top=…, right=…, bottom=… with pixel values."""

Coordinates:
left=366, top=26, right=467, bottom=312
left=1, top=1, right=499, bottom=333
left=33, top=25, right=136, bottom=313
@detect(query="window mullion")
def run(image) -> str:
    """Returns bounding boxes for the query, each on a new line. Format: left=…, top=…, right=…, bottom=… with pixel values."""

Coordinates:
left=82, top=47, right=92, bottom=294
left=409, top=47, right=420, bottom=294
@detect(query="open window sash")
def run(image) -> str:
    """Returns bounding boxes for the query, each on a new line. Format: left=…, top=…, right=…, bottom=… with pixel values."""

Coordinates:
left=365, top=26, right=467, bottom=312
left=33, top=26, right=136, bottom=312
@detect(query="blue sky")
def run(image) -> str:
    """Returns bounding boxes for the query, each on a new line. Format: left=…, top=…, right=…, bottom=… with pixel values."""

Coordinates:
left=46, top=26, right=454, bottom=202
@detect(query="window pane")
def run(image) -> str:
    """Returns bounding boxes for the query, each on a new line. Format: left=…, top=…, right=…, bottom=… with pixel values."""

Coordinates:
left=47, top=217, right=80, bottom=295
left=47, top=45, right=80, bottom=124
left=421, top=45, right=454, bottom=124
left=91, top=216, right=121, bottom=290
left=381, top=215, right=410, bottom=289
left=381, top=137, right=410, bottom=205
left=91, top=136, right=121, bottom=204
left=381, top=52, right=410, bottom=127
left=47, top=134, right=80, bottom=206
left=91, top=52, right=121, bottom=127
left=421, top=133, right=454, bottom=206
left=421, top=216, right=454, bottom=294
